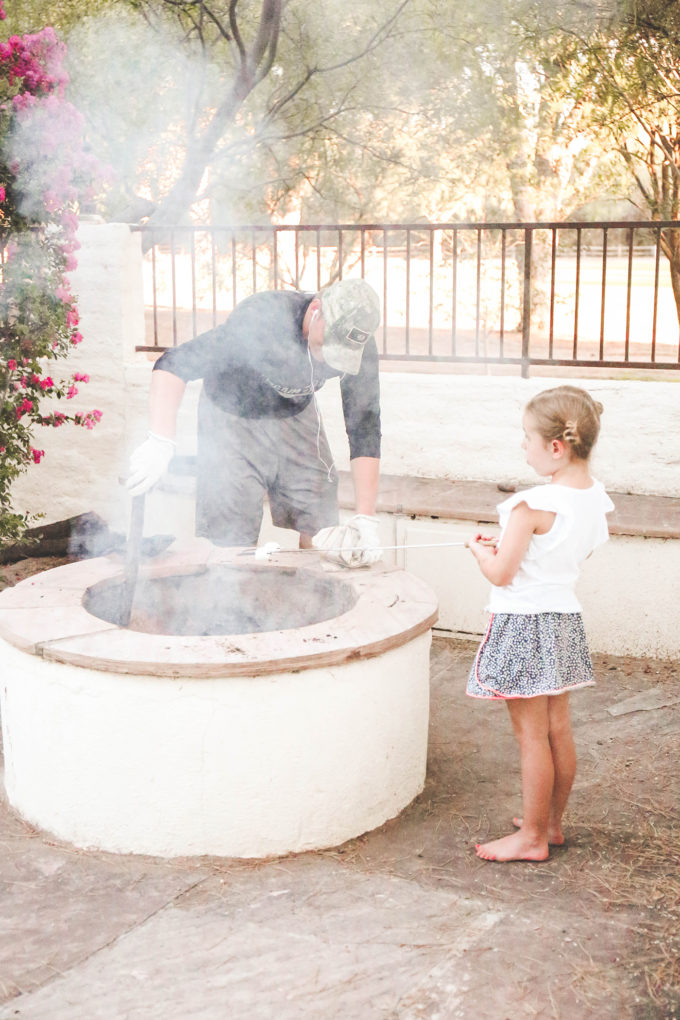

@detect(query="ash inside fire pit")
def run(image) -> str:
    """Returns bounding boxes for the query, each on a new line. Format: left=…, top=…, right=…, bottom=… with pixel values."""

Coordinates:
left=84, top=564, right=358, bottom=636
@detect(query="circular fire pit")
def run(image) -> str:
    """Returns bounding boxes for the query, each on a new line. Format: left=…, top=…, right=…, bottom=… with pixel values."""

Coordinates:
left=0, top=546, right=437, bottom=858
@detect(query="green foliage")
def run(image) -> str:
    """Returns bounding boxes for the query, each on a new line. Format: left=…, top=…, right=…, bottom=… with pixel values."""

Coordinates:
left=0, top=0, right=116, bottom=37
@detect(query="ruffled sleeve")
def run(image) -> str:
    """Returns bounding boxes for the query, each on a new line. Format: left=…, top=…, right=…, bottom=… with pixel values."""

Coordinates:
left=497, top=485, right=572, bottom=554
left=497, top=484, right=572, bottom=519
left=587, top=482, right=615, bottom=550
left=497, top=481, right=613, bottom=557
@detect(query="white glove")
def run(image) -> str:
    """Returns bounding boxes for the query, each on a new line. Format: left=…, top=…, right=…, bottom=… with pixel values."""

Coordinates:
left=312, top=514, right=383, bottom=568
left=126, top=432, right=176, bottom=497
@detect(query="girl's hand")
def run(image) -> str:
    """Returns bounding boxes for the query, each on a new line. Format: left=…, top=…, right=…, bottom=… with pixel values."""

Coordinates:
left=466, top=532, right=498, bottom=550
left=466, top=503, right=553, bottom=587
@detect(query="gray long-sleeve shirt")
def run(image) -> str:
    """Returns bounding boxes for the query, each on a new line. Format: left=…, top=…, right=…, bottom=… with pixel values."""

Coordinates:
left=154, top=290, right=381, bottom=460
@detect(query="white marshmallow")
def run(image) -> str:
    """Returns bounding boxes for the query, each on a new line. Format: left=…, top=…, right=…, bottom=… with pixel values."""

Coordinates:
left=254, top=541, right=281, bottom=561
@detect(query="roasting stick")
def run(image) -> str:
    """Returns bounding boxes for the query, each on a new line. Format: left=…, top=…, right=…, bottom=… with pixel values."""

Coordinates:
left=239, top=538, right=497, bottom=561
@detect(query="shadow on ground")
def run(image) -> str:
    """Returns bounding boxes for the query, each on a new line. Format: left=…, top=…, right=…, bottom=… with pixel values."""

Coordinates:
left=0, top=558, right=678, bottom=1019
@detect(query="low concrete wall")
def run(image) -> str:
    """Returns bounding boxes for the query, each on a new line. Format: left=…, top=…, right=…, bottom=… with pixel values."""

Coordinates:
left=9, top=222, right=680, bottom=658
left=372, top=515, right=679, bottom=662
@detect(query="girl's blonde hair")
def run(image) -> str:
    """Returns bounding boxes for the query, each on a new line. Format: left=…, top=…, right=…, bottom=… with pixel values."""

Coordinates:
left=525, top=385, right=603, bottom=460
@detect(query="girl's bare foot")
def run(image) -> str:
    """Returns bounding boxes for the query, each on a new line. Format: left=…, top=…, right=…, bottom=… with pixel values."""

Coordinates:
left=512, top=816, right=565, bottom=846
left=475, top=830, right=549, bottom=862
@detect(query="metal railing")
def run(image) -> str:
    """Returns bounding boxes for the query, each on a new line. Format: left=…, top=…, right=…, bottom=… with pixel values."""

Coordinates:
left=138, top=221, right=680, bottom=375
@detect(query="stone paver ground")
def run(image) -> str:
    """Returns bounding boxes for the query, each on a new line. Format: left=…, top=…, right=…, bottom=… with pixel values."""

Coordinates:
left=1, top=618, right=679, bottom=1019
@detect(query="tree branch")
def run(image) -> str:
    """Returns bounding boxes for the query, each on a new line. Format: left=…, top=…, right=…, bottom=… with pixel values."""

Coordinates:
left=229, top=0, right=246, bottom=62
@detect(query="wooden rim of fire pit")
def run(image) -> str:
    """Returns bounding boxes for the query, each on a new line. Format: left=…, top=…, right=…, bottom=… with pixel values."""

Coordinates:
left=0, top=545, right=438, bottom=677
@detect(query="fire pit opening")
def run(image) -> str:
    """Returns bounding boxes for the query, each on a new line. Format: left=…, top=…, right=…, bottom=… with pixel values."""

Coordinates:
left=83, top=564, right=358, bottom=635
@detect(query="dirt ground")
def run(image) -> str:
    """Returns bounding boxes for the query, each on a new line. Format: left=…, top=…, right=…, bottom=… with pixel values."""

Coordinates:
left=1, top=556, right=679, bottom=1019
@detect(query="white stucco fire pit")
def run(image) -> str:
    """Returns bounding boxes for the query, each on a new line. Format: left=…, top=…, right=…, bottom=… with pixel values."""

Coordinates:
left=0, top=544, right=437, bottom=858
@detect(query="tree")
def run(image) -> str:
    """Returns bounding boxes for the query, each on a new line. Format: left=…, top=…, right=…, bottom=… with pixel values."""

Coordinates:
left=405, top=0, right=627, bottom=326
left=574, top=0, right=680, bottom=325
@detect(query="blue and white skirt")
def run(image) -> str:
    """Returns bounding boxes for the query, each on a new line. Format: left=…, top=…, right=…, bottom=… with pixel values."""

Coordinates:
left=466, top=612, right=596, bottom=700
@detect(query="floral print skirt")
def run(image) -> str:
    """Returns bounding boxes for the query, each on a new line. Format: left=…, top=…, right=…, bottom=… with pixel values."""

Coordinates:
left=466, top=612, right=596, bottom=700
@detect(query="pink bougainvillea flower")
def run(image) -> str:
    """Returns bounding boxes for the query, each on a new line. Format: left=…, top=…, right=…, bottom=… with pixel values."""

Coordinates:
left=31, top=448, right=45, bottom=463
left=66, top=384, right=78, bottom=399
left=61, top=210, right=78, bottom=234
left=16, top=398, right=33, bottom=419
left=7, top=359, right=17, bottom=370
left=0, top=185, right=5, bottom=202
left=73, top=372, right=89, bottom=383
left=74, top=409, right=103, bottom=429
left=70, top=331, right=83, bottom=345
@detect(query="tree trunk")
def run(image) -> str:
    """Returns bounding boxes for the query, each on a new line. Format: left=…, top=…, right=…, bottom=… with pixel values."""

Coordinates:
left=140, top=0, right=283, bottom=251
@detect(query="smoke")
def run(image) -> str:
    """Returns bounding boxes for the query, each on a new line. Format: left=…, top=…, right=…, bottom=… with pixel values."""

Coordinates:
left=60, top=7, right=302, bottom=227
left=63, top=9, right=217, bottom=217
left=84, top=563, right=356, bottom=635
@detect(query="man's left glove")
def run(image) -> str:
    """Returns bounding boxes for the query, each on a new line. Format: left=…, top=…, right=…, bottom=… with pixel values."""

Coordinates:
left=312, top=514, right=383, bottom=568
left=126, top=432, right=176, bottom=497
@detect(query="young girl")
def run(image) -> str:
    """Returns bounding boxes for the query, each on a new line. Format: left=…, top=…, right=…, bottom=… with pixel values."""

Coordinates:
left=467, top=385, right=614, bottom=863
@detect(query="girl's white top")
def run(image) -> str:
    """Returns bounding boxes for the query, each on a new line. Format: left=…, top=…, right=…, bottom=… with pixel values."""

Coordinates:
left=487, top=480, right=615, bottom=614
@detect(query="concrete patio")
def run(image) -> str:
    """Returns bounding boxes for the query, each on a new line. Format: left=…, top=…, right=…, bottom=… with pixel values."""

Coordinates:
left=1, top=223, right=678, bottom=1017
left=1, top=606, right=678, bottom=1019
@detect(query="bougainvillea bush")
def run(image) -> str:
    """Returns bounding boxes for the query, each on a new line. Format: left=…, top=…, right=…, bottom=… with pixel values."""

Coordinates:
left=0, top=2, right=103, bottom=544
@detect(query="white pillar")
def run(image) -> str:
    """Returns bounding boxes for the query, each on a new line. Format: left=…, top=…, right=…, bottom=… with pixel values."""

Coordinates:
left=10, top=221, right=145, bottom=532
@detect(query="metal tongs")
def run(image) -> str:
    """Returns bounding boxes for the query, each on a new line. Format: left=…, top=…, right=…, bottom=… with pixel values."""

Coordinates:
left=119, top=493, right=146, bottom=625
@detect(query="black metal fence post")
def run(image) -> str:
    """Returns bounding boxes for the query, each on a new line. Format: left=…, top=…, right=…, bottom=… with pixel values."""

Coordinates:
left=521, top=227, right=532, bottom=378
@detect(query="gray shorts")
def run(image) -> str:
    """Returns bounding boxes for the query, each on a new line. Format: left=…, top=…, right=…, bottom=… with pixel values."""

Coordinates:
left=195, top=391, right=339, bottom=545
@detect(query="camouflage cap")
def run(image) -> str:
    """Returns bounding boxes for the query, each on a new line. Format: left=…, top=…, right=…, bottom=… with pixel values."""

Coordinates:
left=319, top=278, right=381, bottom=375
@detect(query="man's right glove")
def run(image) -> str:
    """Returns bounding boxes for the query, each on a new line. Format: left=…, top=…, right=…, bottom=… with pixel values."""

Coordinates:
left=312, top=514, right=383, bottom=568
left=126, top=432, right=175, bottom=496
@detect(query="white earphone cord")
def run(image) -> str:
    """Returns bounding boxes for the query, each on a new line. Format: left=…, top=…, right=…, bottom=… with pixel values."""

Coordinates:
left=307, top=337, right=335, bottom=482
